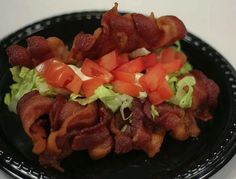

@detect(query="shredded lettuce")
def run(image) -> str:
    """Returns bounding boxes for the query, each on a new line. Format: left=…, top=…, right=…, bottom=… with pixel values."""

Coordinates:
left=70, top=85, right=133, bottom=120
left=177, top=62, right=193, bottom=76
left=168, top=76, right=178, bottom=93
left=167, top=62, right=193, bottom=93
left=169, top=62, right=193, bottom=79
left=4, top=66, right=56, bottom=113
left=150, top=105, right=159, bottom=119
left=129, top=48, right=150, bottom=58
left=173, top=41, right=181, bottom=51
left=138, top=91, right=148, bottom=99
left=168, top=76, right=196, bottom=108
left=119, top=95, right=133, bottom=121
left=155, top=41, right=182, bottom=55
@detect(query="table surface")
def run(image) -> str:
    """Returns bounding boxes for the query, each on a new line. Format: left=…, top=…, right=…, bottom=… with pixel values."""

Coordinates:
left=0, top=0, right=236, bottom=178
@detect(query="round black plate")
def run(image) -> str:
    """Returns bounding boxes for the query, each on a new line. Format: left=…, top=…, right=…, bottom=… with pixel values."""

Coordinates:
left=0, top=12, right=236, bottom=179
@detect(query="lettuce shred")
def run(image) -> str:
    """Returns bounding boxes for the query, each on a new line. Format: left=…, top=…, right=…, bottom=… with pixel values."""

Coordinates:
left=70, top=85, right=133, bottom=120
left=168, top=76, right=196, bottom=108
left=4, top=66, right=56, bottom=113
left=150, top=105, right=159, bottom=119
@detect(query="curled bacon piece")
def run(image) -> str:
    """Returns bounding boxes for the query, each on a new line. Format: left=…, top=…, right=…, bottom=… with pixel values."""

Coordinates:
left=72, top=104, right=113, bottom=159
left=6, top=36, right=69, bottom=68
left=143, top=100, right=200, bottom=141
left=71, top=3, right=187, bottom=61
left=6, top=44, right=32, bottom=68
left=27, top=36, right=54, bottom=63
left=39, top=102, right=97, bottom=171
left=17, top=91, right=54, bottom=154
left=110, top=99, right=166, bottom=157
left=191, top=70, right=220, bottom=121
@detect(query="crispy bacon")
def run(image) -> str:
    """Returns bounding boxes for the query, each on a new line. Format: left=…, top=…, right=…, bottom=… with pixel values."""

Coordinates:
left=6, top=44, right=32, bottom=68
left=27, top=36, right=54, bottom=64
left=72, top=104, right=113, bottom=159
left=143, top=101, right=200, bottom=141
left=191, top=70, right=220, bottom=121
left=71, top=3, right=187, bottom=61
left=49, top=95, right=67, bottom=131
left=110, top=99, right=166, bottom=157
left=156, top=103, right=185, bottom=130
left=6, top=4, right=186, bottom=66
left=17, top=91, right=54, bottom=154
left=6, top=36, right=69, bottom=68
left=47, top=37, right=70, bottom=61
left=88, top=136, right=113, bottom=160
left=72, top=123, right=110, bottom=150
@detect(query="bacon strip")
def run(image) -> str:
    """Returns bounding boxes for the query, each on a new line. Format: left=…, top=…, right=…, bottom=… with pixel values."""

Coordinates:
left=143, top=101, right=201, bottom=141
left=110, top=99, right=166, bottom=157
left=17, top=91, right=54, bottom=154
left=71, top=3, right=187, bottom=61
left=45, top=102, right=97, bottom=155
left=6, top=36, right=70, bottom=68
left=191, top=70, right=220, bottom=121
left=72, top=104, right=113, bottom=159
left=6, top=44, right=32, bottom=68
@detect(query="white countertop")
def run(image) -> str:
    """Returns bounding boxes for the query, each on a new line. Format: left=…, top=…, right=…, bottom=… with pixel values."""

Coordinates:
left=0, top=0, right=236, bottom=178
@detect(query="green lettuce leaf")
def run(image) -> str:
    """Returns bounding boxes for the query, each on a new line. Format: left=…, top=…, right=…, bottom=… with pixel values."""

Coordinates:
left=173, top=41, right=181, bottom=51
left=4, top=66, right=56, bottom=113
left=150, top=105, right=159, bottom=120
left=168, top=62, right=193, bottom=79
left=168, top=76, right=196, bottom=108
left=70, top=85, right=133, bottom=120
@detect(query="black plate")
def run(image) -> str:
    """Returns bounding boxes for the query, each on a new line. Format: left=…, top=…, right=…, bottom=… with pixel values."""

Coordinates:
left=0, top=11, right=236, bottom=179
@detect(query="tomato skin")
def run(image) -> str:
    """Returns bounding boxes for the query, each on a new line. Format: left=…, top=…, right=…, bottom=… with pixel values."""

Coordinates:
left=66, top=75, right=82, bottom=94
left=112, top=70, right=136, bottom=83
left=82, top=77, right=105, bottom=97
left=139, top=63, right=166, bottom=92
left=116, top=57, right=145, bottom=73
left=162, top=58, right=184, bottom=74
left=142, top=53, right=158, bottom=68
left=81, top=58, right=113, bottom=83
left=159, top=48, right=175, bottom=63
left=36, top=58, right=75, bottom=88
left=148, top=80, right=173, bottom=105
left=159, top=47, right=186, bottom=74
left=112, top=80, right=142, bottom=97
left=117, top=53, right=129, bottom=65
left=96, top=50, right=118, bottom=71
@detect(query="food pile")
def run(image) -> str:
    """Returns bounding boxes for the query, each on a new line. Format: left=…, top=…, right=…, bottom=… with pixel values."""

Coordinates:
left=4, top=3, right=220, bottom=171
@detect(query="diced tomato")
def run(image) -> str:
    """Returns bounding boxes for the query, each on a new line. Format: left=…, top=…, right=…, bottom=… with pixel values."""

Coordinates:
left=66, top=75, right=82, bottom=94
left=116, top=57, right=145, bottom=73
left=96, top=50, right=118, bottom=71
left=36, top=58, right=75, bottom=88
left=112, top=70, right=136, bottom=83
left=159, top=47, right=187, bottom=73
left=112, top=80, right=142, bottom=97
left=82, top=77, right=105, bottom=97
left=148, top=91, right=163, bottom=105
left=148, top=80, right=173, bottom=105
left=81, top=58, right=113, bottom=83
left=117, top=53, right=129, bottom=65
left=158, top=80, right=173, bottom=99
left=159, top=48, right=175, bottom=63
left=162, top=59, right=184, bottom=74
left=142, top=53, right=158, bottom=68
left=139, top=63, right=166, bottom=92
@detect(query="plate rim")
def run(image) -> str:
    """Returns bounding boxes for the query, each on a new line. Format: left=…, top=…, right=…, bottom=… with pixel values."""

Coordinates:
left=0, top=11, right=236, bottom=179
